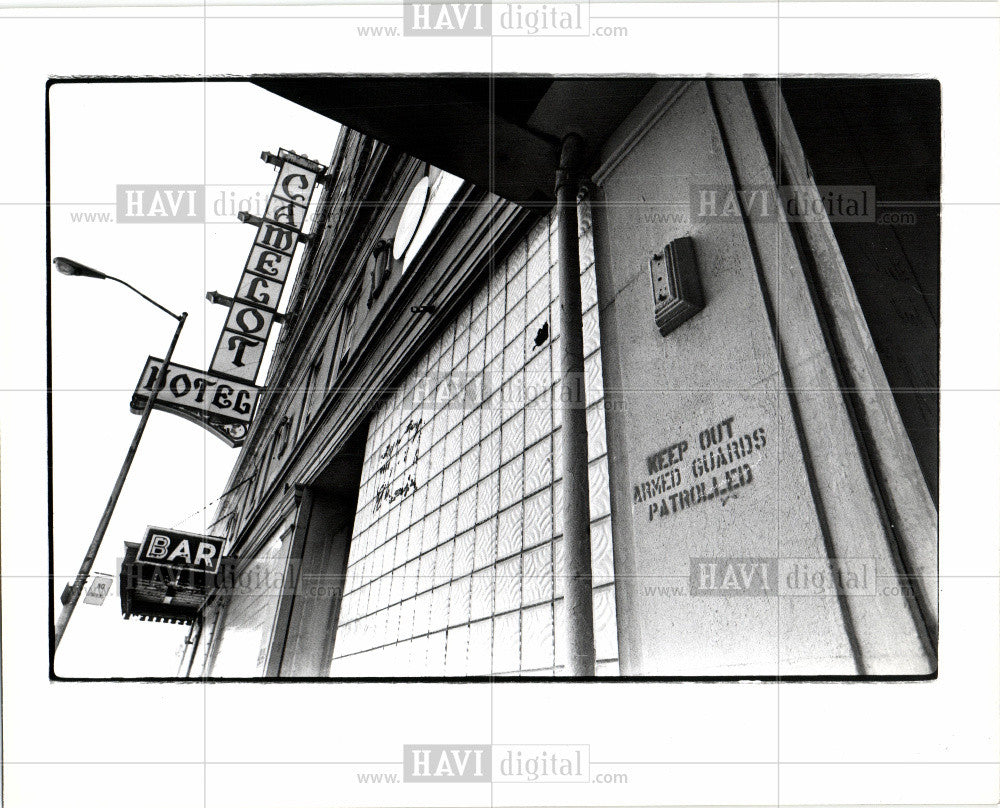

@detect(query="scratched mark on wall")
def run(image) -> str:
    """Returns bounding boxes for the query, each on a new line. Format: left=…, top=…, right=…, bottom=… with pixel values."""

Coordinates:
left=633, top=415, right=767, bottom=521
left=372, top=417, right=423, bottom=512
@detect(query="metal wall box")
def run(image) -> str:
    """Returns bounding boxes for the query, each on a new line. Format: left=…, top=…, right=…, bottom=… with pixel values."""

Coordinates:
left=649, top=236, right=704, bottom=336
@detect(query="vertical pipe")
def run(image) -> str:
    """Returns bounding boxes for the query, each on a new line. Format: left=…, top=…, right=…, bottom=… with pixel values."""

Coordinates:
left=181, top=617, right=204, bottom=678
left=201, top=606, right=226, bottom=677
left=555, top=133, right=596, bottom=677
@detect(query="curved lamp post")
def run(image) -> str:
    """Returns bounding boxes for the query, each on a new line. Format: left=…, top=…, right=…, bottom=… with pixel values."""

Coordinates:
left=52, top=257, right=188, bottom=652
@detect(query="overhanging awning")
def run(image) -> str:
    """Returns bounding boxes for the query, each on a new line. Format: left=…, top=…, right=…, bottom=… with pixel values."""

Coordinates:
left=251, top=76, right=656, bottom=204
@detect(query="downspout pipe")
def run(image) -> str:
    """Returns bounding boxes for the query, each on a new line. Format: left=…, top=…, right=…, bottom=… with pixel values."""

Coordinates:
left=555, top=133, right=597, bottom=677
left=182, top=616, right=204, bottom=678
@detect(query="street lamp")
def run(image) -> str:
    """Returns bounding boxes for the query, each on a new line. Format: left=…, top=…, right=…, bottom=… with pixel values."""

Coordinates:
left=55, top=257, right=180, bottom=320
left=52, top=257, right=188, bottom=652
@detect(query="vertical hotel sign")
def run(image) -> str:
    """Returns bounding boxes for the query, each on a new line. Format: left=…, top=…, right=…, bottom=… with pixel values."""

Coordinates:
left=131, top=148, right=327, bottom=447
left=209, top=149, right=326, bottom=383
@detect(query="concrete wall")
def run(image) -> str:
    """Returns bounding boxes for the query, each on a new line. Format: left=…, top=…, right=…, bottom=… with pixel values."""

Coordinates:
left=592, top=80, right=936, bottom=676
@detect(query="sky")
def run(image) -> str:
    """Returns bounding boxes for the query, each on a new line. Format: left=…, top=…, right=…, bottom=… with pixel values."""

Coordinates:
left=49, top=81, right=341, bottom=676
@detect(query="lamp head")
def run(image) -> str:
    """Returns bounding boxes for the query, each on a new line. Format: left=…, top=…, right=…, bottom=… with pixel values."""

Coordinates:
left=53, top=257, right=107, bottom=280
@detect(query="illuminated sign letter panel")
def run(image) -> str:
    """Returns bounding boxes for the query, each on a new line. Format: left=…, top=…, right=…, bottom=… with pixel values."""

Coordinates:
left=208, top=148, right=326, bottom=387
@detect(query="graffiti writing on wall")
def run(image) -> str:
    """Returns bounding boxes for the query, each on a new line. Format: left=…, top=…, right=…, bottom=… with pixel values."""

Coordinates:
left=634, top=415, right=767, bottom=521
left=372, top=417, right=423, bottom=512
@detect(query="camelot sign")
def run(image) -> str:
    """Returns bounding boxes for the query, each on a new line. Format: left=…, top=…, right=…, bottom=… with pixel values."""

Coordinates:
left=209, top=149, right=326, bottom=383
left=129, top=147, right=327, bottom=447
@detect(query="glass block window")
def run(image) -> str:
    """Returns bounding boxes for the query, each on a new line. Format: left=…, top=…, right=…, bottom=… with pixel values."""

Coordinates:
left=330, top=207, right=617, bottom=676
left=209, top=529, right=290, bottom=676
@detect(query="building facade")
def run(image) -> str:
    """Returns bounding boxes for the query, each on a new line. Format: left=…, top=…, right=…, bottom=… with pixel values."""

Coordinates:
left=186, top=78, right=939, bottom=678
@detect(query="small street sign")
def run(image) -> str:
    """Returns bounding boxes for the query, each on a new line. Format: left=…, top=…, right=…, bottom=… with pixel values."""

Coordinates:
left=83, top=574, right=114, bottom=605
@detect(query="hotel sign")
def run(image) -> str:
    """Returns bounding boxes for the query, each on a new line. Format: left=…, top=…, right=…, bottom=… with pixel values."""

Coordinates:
left=130, top=356, right=261, bottom=447
left=128, top=147, right=327, bottom=446
left=209, top=149, right=326, bottom=384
